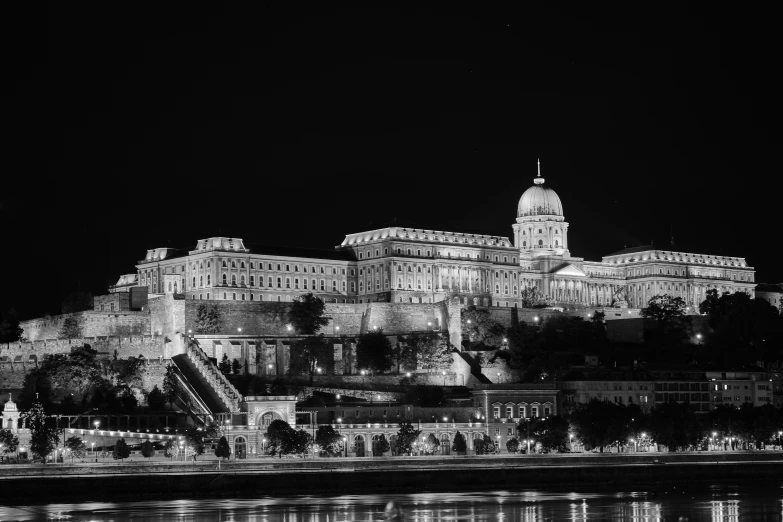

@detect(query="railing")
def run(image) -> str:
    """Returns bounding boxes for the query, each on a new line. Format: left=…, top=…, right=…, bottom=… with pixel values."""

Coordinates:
left=186, top=340, right=242, bottom=412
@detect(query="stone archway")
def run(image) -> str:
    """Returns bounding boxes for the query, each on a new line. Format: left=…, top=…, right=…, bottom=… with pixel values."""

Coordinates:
left=254, top=410, right=285, bottom=429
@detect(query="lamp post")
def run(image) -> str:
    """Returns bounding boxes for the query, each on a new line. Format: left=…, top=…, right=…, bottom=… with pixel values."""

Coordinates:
left=441, top=371, right=446, bottom=386
left=712, top=431, right=717, bottom=451
left=496, top=435, right=501, bottom=454
left=343, top=436, right=348, bottom=458
left=569, top=433, right=574, bottom=452
left=778, top=431, right=782, bottom=449
left=696, top=333, right=702, bottom=345
left=92, top=442, right=96, bottom=463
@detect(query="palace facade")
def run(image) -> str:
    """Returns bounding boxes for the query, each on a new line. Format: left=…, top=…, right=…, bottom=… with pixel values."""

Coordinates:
left=132, top=163, right=755, bottom=309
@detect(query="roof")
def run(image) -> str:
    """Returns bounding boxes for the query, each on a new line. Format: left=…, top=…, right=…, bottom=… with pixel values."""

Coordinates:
left=243, top=243, right=356, bottom=262
left=606, top=245, right=655, bottom=256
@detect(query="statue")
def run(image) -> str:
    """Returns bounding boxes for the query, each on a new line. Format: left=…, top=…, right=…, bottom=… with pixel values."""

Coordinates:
left=611, top=286, right=629, bottom=308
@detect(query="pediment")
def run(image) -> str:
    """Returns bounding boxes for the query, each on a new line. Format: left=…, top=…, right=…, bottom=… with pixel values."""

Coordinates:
left=551, top=264, right=586, bottom=277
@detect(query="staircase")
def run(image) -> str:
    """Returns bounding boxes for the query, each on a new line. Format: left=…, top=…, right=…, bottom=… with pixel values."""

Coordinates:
left=169, top=338, right=242, bottom=413
left=456, top=351, right=492, bottom=384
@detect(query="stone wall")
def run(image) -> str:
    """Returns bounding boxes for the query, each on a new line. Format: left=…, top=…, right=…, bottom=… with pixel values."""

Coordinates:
left=148, top=295, right=185, bottom=339
left=0, top=336, right=166, bottom=363
left=20, top=311, right=150, bottom=342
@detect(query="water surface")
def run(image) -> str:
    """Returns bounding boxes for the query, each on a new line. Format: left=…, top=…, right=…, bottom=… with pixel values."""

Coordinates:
left=2, top=485, right=782, bottom=521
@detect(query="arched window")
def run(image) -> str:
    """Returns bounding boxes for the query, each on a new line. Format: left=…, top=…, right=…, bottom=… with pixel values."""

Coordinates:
left=250, top=275, right=255, bottom=286
left=538, top=240, right=543, bottom=247
left=231, top=261, right=236, bottom=268
left=199, top=275, right=203, bottom=287
left=234, top=436, right=247, bottom=459
left=222, top=260, right=227, bottom=268
left=231, top=274, right=237, bottom=285
left=240, top=261, right=245, bottom=269
left=240, top=275, right=246, bottom=285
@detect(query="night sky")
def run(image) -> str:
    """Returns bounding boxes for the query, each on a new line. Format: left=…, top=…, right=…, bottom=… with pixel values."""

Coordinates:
left=2, top=5, right=778, bottom=320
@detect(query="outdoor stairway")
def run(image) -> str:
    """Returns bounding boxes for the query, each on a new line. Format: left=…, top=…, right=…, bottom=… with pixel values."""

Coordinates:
left=456, top=351, right=492, bottom=384
left=171, top=354, right=229, bottom=414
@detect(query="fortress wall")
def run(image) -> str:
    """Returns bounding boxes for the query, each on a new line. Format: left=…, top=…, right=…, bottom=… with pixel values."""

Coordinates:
left=148, top=295, right=185, bottom=338
left=363, top=302, right=443, bottom=333
left=0, top=336, right=166, bottom=362
left=20, top=311, right=150, bottom=342
left=183, top=300, right=448, bottom=337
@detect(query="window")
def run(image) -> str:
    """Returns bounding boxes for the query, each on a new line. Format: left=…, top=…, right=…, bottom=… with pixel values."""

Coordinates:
left=286, top=277, right=291, bottom=289
left=276, top=277, right=282, bottom=288
left=222, top=273, right=227, bottom=284
left=250, top=275, right=255, bottom=286
left=231, top=274, right=237, bottom=285
left=320, top=280, right=325, bottom=291
left=294, top=278, right=300, bottom=289
left=506, top=406, right=513, bottom=418
left=493, top=406, right=500, bottom=419
left=231, top=261, right=236, bottom=268
left=268, top=276, right=273, bottom=287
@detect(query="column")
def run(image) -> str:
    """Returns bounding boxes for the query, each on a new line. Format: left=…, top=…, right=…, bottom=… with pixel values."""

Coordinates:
left=468, top=268, right=473, bottom=293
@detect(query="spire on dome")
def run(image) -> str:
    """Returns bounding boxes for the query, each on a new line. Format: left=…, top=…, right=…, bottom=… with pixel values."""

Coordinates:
left=534, top=158, right=545, bottom=185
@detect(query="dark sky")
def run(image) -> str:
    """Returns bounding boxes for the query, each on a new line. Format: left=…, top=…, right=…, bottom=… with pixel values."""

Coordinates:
left=2, top=5, right=778, bottom=320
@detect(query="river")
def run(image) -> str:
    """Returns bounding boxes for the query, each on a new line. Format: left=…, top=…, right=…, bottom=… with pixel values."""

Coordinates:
left=1, top=484, right=781, bottom=521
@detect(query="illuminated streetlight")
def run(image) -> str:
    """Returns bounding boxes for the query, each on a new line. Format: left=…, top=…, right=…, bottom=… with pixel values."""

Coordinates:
left=335, top=326, right=340, bottom=331
left=405, top=372, right=411, bottom=378
left=533, top=317, right=539, bottom=322
left=237, top=327, right=242, bottom=333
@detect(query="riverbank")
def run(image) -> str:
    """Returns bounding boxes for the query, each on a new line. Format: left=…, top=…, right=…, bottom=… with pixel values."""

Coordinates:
left=1, top=452, right=782, bottom=502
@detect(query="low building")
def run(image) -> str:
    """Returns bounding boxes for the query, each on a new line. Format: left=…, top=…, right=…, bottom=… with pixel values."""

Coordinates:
left=756, top=283, right=783, bottom=310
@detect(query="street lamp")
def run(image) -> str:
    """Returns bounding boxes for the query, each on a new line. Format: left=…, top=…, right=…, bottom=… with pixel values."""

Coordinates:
left=696, top=333, right=702, bottom=344
left=441, top=370, right=447, bottom=385
left=496, top=372, right=501, bottom=384
left=335, top=326, right=340, bottom=332
left=342, top=436, right=347, bottom=458
left=533, top=316, right=539, bottom=323
left=405, top=372, right=411, bottom=378
left=92, top=442, right=96, bottom=462
left=237, top=327, right=242, bottom=333
left=268, top=363, right=273, bottom=375
left=569, top=433, right=574, bottom=452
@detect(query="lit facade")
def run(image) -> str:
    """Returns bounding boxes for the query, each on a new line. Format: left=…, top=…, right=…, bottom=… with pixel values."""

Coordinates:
left=132, top=164, right=755, bottom=308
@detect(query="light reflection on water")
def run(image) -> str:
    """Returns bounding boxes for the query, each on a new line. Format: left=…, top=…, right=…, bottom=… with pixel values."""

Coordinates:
left=3, top=486, right=783, bottom=521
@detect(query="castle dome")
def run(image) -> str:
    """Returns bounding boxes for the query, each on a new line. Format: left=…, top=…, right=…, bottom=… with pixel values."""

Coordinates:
left=517, top=161, right=563, bottom=218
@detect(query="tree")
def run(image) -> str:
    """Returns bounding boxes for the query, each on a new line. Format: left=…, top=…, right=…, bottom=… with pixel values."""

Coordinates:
left=519, top=286, right=549, bottom=308
left=59, top=316, right=83, bottom=340
left=266, top=419, right=293, bottom=458
left=418, top=433, right=438, bottom=455
left=474, top=434, right=495, bottom=455
left=231, top=358, right=242, bottom=375
left=641, top=294, right=692, bottom=346
left=394, top=421, right=421, bottom=456
left=113, top=438, right=130, bottom=461
left=218, top=354, right=232, bottom=375
left=140, top=439, right=155, bottom=460
left=288, top=335, right=332, bottom=385
left=375, top=434, right=391, bottom=456
left=569, top=400, right=632, bottom=452
left=649, top=401, right=703, bottom=451
left=64, top=436, right=86, bottom=462
left=184, top=424, right=219, bottom=458
left=21, top=401, right=59, bottom=463
left=461, top=306, right=506, bottom=348
left=0, top=429, right=19, bottom=457
left=641, top=294, right=688, bottom=323
left=163, top=439, right=175, bottom=459
left=356, top=330, right=394, bottom=374
left=699, top=288, right=721, bottom=317
left=163, top=364, right=178, bottom=407
left=506, top=437, right=520, bottom=453
left=215, top=436, right=231, bottom=460
left=146, top=385, right=165, bottom=410
left=194, top=304, right=223, bottom=334
left=289, top=293, right=330, bottom=335
left=525, top=415, right=570, bottom=453
left=452, top=431, right=467, bottom=455
left=314, top=425, right=342, bottom=456
left=417, top=334, right=453, bottom=373
left=0, top=309, right=24, bottom=343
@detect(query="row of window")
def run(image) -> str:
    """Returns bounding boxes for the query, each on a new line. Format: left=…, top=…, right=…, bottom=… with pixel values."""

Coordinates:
left=491, top=405, right=552, bottom=419
left=357, top=246, right=518, bottom=264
